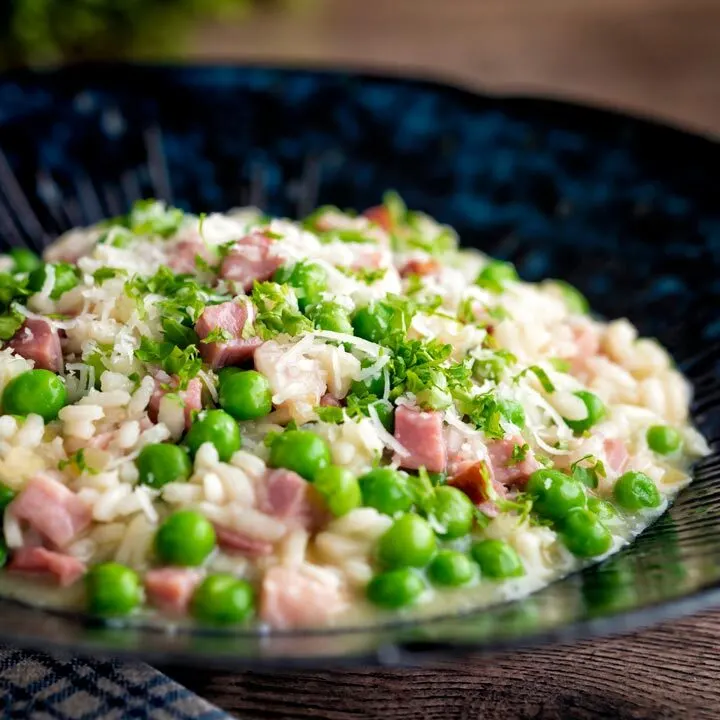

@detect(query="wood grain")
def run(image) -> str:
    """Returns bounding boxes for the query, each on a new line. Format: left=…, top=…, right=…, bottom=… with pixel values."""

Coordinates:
left=164, top=608, right=720, bottom=719
left=187, top=0, right=720, bottom=136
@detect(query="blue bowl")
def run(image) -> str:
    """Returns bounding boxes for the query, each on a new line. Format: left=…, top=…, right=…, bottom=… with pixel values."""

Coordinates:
left=0, top=63, right=718, bottom=667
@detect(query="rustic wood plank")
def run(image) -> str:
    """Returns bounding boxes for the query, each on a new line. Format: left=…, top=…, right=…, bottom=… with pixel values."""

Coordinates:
left=187, top=0, right=720, bottom=136
left=164, top=608, right=720, bottom=719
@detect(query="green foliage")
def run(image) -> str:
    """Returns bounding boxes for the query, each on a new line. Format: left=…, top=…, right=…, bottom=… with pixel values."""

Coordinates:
left=1, top=0, right=262, bottom=66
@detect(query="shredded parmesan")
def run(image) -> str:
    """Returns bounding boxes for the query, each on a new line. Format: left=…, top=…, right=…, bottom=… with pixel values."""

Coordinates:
left=312, top=330, right=383, bottom=356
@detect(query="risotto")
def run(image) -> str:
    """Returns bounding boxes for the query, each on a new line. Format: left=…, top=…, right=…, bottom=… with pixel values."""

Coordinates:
left=0, top=196, right=707, bottom=629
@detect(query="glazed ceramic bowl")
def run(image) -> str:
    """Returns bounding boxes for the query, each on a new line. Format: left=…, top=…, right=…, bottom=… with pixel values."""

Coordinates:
left=0, top=64, right=717, bottom=667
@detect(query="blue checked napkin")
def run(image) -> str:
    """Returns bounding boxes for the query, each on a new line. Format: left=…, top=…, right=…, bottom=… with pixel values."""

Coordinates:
left=0, top=646, right=230, bottom=719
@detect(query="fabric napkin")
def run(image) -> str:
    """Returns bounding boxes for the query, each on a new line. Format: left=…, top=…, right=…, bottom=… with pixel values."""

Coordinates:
left=0, top=645, right=231, bottom=719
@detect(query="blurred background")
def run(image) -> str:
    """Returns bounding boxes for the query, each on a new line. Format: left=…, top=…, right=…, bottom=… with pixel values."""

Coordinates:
left=0, top=0, right=718, bottom=136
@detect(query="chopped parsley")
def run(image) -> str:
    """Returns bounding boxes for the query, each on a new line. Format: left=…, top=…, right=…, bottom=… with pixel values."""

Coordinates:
left=515, top=365, right=556, bottom=393
left=117, top=199, right=185, bottom=238
left=251, top=282, right=313, bottom=340
left=0, top=272, right=31, bottom=340
left=59, top=449, right=98, bottom=475
left=338, top=266, right=388, bottom=284
left=201, top=327, right=233, bottom=345
left=315, top=406, right=344, bottom=424
left=472, top=349, right=517, bottom=383
left=508, top=443, right=530, bottom=465
left=549, top=357, right=572, bottom=373
left=125, top=267, right=226, bottom=336
left=135, top=337, right=202, bottom=388
left=570, top=455, right=607, bottom=489
left=93, top=267, right=126, bottom=284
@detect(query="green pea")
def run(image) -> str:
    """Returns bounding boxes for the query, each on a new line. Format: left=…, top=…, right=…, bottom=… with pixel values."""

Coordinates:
left=527, top=469, right=586, bottom=521
left=9, top=248, right=41, bottom=274
left=314, top=465, right=362, bottom=516
left=377, top=514, right=437, bottom=568
left=28, top=262, right=79, bottom=299
left=0, top=483, right=16, bottom=512
left=551, top=279, right=589, bottom=315
left=613, top=471, right=662, bottom=511
left=191, top=573, right=255, bottom=625
left=155, top=510, right=216, bottom=566
left=308, top=301, right=354, bottom=334
left=85, top=562, right=142, bottom=617
left=219, top=370, right=272, bottom=421
left=136, top=443, right=192, bottom=489
left=269, top=429, right=331, bottom=481
left=563, top=391, right=606, bottom=434
left=429, top=486, right=474, bottom=539
left=184, top=409, right=241, bottom=462
left=366, top=568, right=426, bottom=608
left=587, top=497, right=621, bottom=525
left=646, top=425, right=682, bottom=455
left=352, top=304, right=390, bottom=343
left=428, top=550, right=477, bottom=587
left=218, top=367, right=242, bottom=384
left=471, top=539, right=525, bottom=579
left=358, top=467, right=413, bottom=515
left=560, top=508, right=613, bottom=557
left=274, top=261, right=327, bottom=311
left=498, top=398, right=525, bottom=429
left=3, top=369, right=68, bottom=421
left=427, top=471, right=447, bottom=486
left=475, top=260, right=519, bottom=293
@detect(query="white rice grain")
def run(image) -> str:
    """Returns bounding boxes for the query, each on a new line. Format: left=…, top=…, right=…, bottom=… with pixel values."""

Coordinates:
left=13, top=414, right=44, bottom=448
left=92, top=484, right=132, bottom=522
left=203, top=472, right=226, bottom=504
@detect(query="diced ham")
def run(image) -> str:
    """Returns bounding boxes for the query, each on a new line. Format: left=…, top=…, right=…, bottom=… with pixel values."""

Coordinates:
left=604, top=437, right=629, bottom=473
left=219, top=232, right=283, bottom=292
left=448, top=460, right=508, bottom=510
left=9, top=475, right=92, bottom=548
left=487, top=437, right=540, bottom=487
left=145, top=568, right=203, bottom=615
left=319, top=393, right=341, bottom=407
left=258, top=469, right=327, bottom=530
left=350, top=247, right=389, bottom=270
left=167, top=237, right=212, bottom=275
left=400, top=258, right=440, bottom=277
left=7, top=318, right=62, bottom=372
left=392, top=405, right=447, bottom=473
left=569, top=323, right=601, bottom=375
left=85, top=432, right=114, bottom=451
left=195, top=301, right=262, bottom=369
left=63, top=430, right=115, bottom=455
left=148, top=375, right=203, bottom=430
left=213, top=525, right=274, bottom=557
left=260, top=565, right=347, bottom=630
left=363, top=205, right=392, bottom=232
left=8, top=547, right=86, bottom=587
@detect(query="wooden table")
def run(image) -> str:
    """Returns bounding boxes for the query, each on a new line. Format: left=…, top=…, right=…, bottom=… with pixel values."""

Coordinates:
left=165, top=608, right=720, bottom=718
left=174, top=3, right=720, bottom=717
left=188, top=0, right=720, bottom=137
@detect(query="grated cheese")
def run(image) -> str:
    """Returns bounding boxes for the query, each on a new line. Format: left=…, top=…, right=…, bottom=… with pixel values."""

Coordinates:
left=312, top=330, right=383, bottom=356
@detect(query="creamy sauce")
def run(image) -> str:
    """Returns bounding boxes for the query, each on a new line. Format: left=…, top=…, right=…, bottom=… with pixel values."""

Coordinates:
left=0, top=502, right=667, bottom=632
